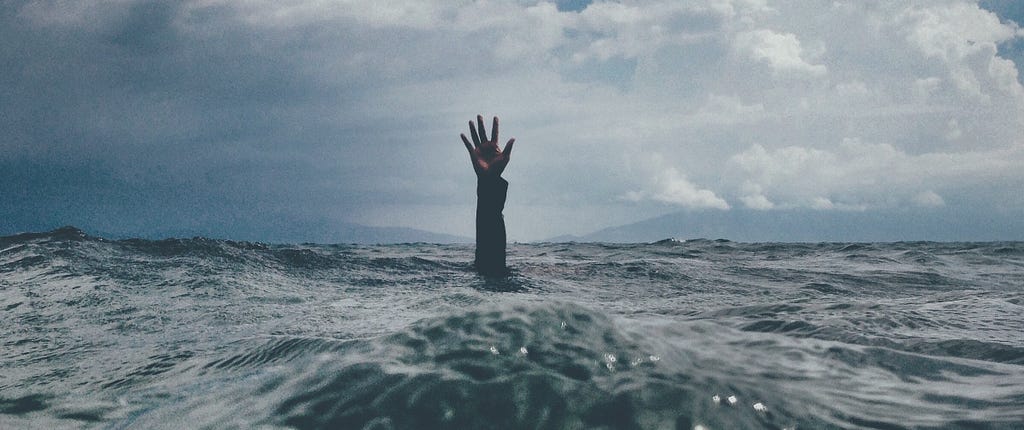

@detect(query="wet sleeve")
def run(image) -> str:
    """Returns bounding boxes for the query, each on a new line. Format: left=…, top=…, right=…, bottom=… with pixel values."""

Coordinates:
left=475, top=176, right=508, bottom=275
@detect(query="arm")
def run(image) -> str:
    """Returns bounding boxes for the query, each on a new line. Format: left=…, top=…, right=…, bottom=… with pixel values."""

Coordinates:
left=475, top=175, right=507, bottom=274
left=461, top=115, right=515, bottom=275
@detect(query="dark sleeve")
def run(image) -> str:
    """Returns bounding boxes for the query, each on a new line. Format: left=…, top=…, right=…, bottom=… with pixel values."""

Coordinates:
left=475, top=176, right=508, bottom=275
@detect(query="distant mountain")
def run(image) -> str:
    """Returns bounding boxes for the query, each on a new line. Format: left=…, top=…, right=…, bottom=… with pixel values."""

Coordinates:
left=540, top=234, right=586, bottom=243
left=556, top=207, right=1024, bottom=243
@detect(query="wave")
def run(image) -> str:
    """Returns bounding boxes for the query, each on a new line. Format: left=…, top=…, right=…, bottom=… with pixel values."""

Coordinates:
left=121, top=303, right=794, bottom=429
left=3, top=227, right=1024, bottom=428
left=103, top=302, right=1022, bottom=429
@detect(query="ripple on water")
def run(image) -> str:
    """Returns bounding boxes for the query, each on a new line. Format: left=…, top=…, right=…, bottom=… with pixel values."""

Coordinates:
left=2, top=230, right=1023, bottom=429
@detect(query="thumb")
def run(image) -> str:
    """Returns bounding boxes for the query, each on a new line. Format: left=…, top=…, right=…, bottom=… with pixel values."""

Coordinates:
left=503, top=138, right=515, bottom=158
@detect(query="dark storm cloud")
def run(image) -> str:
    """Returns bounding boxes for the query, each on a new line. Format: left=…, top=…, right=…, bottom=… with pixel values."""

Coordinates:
left=0, top=1, right=439, bottom=239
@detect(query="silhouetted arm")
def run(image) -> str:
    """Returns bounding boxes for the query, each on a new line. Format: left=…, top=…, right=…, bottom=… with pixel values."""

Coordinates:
left=461, top=115, right=515, bottom=275
left=475, top=175, right=507, bottom=274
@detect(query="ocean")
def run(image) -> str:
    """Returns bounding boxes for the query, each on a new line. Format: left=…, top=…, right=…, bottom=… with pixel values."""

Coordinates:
left=1, top=227, right=1022, bottom=429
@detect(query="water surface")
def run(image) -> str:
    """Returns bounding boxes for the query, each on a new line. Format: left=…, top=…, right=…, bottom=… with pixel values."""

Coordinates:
left=1, top=227, right=1023, bottom=429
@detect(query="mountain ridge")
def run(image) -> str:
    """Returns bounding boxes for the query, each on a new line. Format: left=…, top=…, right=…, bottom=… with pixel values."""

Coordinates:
left=543, top=207, right=1024, bottom=243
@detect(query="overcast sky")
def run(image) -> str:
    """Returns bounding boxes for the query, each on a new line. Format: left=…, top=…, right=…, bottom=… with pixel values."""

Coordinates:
left=2, top=0, right=1022, bottom=241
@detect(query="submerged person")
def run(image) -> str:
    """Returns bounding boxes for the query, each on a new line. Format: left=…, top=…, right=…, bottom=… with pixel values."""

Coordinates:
left=460, top=115, right=515, bottom=275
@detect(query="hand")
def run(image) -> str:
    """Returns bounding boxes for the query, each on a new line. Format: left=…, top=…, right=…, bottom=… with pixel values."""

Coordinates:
left=461, top=115, right=515, bottom=178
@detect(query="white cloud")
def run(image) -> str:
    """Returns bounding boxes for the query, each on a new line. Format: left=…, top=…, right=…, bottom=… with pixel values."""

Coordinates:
left=945, top=119, right=962, bottom=140
left=810, top=197, right=835, bottom=210
left=215, top=0, right=445, bottom=29
left=898, top=2, right=1022, bottom=101
left=625, top=155, right=730, bottom=210
left=708, top=0, right=775, bottom=23
left=740, top=194, right=773, bottom=210
left=726, top=139, right=1023, bottom=211
left=899, top=3, right=1016, bottom=62
left=913, top=77, right=943, bottom=101
left=691, top=94, right=766, bottom=124
left=912, top=190, right=946, bottom=208
left=733, top=29, right=826, bottom=76
left=739, top=181, right=774, bottom=210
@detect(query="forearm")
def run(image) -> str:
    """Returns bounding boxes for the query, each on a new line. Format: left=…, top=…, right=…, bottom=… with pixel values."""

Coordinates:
left=475, top=176, right=508, bottom=274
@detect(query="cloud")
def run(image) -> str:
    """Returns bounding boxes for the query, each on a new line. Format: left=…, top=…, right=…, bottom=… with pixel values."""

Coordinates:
left=691, top=94, right=766, bottom=124
left=738, top=181, right=773, bottom=210
left=733, top=29, right=826, bottom=76
left=726, top=139, right=1023, bottom=210
left=2, top=0, right=1023, bottom=241
left=625, top=155, right=729, bottom=210
left=912, top=190, right=946, bottom=208
left=899, top=2, right=1022, bottom=100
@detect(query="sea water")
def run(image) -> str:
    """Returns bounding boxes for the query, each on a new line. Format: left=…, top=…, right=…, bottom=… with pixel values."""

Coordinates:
left=1, top=227, right=1023, bottom=429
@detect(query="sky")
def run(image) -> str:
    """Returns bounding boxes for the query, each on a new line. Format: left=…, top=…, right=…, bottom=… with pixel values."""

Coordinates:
left=1, top=0, right=1022, bottom=242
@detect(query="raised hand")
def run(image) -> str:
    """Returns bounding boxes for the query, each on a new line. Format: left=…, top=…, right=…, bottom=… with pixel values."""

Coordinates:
left=461, top=115, right=515, bottom=178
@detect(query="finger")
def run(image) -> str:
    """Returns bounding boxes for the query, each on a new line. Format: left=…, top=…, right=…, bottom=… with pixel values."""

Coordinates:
left=491, top=116, right=499, bottom=144
left=477, top=115, right=488, bottom=143
left=503, top=138, right=515, bottom=158
left=461, top=134, right=474, bottom=154
left=469, top=121, right=480, bottom=146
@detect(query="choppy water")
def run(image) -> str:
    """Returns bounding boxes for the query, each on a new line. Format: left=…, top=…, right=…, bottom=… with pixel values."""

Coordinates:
left=1, top=227, right=1023, bottom=429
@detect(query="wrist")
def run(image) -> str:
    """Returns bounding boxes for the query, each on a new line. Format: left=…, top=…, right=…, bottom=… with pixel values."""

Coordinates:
left=477, top=173, right=506, bottom=183
left=476, top=175, right=508, bottom=208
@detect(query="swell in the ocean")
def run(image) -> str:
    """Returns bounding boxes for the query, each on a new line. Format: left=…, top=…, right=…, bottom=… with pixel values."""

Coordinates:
left=1, top=227, right=1023, bottom=429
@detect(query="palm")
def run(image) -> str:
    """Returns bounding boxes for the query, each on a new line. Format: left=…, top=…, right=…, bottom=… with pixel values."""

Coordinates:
left=469, top=141, right=507, bottom=176
left=461, top=115, right=515, bottom=178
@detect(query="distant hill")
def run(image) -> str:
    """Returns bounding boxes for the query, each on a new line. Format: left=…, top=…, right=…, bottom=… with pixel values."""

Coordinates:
left=551, top=207, right=1024, bottom=243
left=540, top=234, right=586, bottom=243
